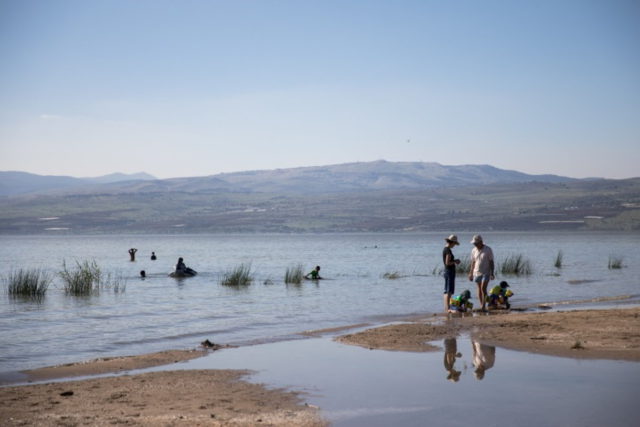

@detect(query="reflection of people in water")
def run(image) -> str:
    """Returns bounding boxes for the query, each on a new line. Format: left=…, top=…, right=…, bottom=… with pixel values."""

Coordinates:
left=443, top=338, right=462, bottom=382
left=128, top=248, right=137, bottom=261
left=151, top=252, right=157, bottom=261
left=472, top=340, right=496, bottom=380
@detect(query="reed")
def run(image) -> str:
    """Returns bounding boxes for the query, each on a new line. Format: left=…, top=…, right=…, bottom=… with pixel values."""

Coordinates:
left=5, top=268, right=52, bottom=298
left=499, top=254, right=532, bottom=276
left=284, top=264, right=304, bottom=284
left=101, top=272, right=127, bottom=293
left=608, top=256, right=624, bottom=269
left=382, top=271, right=403, bottom=279
left=60, top=260, right=102, bottom=296
left=554, top=250, right=563, bottom=268
left=455, top=256, right=471, bottom=274
left=221, top=264, right=253, bottom=287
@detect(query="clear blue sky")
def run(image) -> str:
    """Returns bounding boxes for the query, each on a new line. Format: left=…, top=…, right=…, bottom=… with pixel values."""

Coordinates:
left=1, top=0, right=638, bottom=179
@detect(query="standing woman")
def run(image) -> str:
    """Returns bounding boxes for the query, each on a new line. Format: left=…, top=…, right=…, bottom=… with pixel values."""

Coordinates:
left=442, top=235, right=461, bottom=312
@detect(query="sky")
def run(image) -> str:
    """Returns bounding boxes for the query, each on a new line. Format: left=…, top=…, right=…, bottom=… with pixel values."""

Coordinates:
left=0, top=0, right=639, bottom=180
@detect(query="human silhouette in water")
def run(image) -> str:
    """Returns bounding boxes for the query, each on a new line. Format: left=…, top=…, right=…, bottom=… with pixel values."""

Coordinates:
left=472, top=339, right=496, bottom=380
left=443, top=338, right=462, bottom=382
left=151, top=252, right=157, bottom=261
left=128, top=248, right=137, bottom=261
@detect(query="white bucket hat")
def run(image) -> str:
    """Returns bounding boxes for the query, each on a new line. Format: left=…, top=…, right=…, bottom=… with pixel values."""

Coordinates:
left=470, top=234, right=483, bottom=244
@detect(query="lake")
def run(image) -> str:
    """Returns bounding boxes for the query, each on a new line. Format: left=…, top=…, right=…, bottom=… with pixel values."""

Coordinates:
left=0, top=231, right=638, bottom=374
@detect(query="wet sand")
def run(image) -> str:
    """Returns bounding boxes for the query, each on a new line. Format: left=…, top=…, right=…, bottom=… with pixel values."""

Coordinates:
left=337, top=307, right=640, bottom=361
left=0, top=369, right=325, bottom=426
left=24, top=349, right=208, bottom=383
left=1, top=307, right=638, bottom=426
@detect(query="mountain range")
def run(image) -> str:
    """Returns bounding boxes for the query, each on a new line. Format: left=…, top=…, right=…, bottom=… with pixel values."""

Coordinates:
left=0, top=171, right=156, bottom=197
left=1, top=161, right=638, bottom=233
left=0, top=161, right=573, bottom=197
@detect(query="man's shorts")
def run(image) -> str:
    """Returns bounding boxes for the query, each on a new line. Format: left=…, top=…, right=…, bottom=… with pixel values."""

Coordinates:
left=473, top=274, right=491, bottom=284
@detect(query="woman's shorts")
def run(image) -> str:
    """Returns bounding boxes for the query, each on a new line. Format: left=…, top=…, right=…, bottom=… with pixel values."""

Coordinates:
left=444, top=269, right=456, bottom=294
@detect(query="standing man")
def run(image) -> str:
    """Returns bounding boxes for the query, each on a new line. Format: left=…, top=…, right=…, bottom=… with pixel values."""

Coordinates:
left=468, top=235, right=494, bottom=311
left=442, top=235, right=461, bottom=312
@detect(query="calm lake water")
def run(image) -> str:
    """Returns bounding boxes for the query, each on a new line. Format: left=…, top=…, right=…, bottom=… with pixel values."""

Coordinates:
left=0, top=232, right=638, bottom=374
left=181, top=335, right=639, bottom=427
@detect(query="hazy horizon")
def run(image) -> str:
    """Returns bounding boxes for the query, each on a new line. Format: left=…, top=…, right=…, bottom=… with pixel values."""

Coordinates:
left=2, top=159, right=637, bottom=181
left=1, top=1, right=638, bottom=180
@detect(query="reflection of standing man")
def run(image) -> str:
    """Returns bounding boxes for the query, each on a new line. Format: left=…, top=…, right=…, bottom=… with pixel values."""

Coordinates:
left=128, top=248, right=137, bottom=262
left=443, top=338, right=462, bottom=382
left=472, top=340, right=495, bottom=380
left=468, top=235, right=494, bottom=310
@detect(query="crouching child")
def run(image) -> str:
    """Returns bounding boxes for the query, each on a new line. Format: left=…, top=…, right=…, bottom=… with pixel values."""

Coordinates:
left=449, top=290, right=473, bottom=313
left=487, top=281, right=513, bottom=309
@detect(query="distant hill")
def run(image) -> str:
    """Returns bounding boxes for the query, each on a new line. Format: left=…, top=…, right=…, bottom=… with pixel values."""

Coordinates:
left=0, top=175, right=638, bottom=234
left=4, top=161, right=637, bottom=234
left=203, top=161, right=574, bottom=193
left=1, top=161, right=576, bottom=197
left=83, top=172, right=156, bottom=184
left=0, top=171, right=156, bottom=197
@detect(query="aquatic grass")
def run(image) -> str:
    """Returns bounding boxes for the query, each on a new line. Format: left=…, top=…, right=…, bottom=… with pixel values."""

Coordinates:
left=100, top=272, right=127, bottom=293
left=608, top=256, right=624, bottom=269
left=455, top=256, right=471, bottom=274
left=284, top=264, right=304, bottom=284
left=220, top=263, right=253, bottom=287
left=5, top=268, right=52, bottom=299
left=60, top=260, right=102, bottom=296
left=432, top=256, right=470, bottom=276
left=499, top=254, right=532, bottom=276
left=554, top=250, right=563, bottom=269
left=382, top=271, right=403, bottom=279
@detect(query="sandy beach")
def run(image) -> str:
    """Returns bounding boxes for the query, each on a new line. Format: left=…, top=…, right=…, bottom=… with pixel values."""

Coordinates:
left=338, top=306, right=640, bottom=361
left=1, top=307, right=638, bottom=426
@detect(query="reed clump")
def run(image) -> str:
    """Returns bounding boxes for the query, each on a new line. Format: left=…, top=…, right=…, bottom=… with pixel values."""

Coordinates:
left=382, top=271, right=403, bottom=279
left=5, top=268, right=52, bottom=299
left=608, top=256, right=624, bottom=269
left=101, top=272, right=127, bottom=293
left=499, top=254, right=532, bottom=276
left=455, top=256, right=471, bottom=274
left=554, top=250, right=563, bottom=268
left=284, top=264, right=304, bottom=284
left=432, top=256, right=470, bottom=276
left=221, top=264, right=253, bottom=287
left=60, top=260, right=102, bottom=296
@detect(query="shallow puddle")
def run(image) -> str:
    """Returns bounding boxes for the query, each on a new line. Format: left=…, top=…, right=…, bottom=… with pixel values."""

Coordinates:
left=177, top=335, right=638, bottom=427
